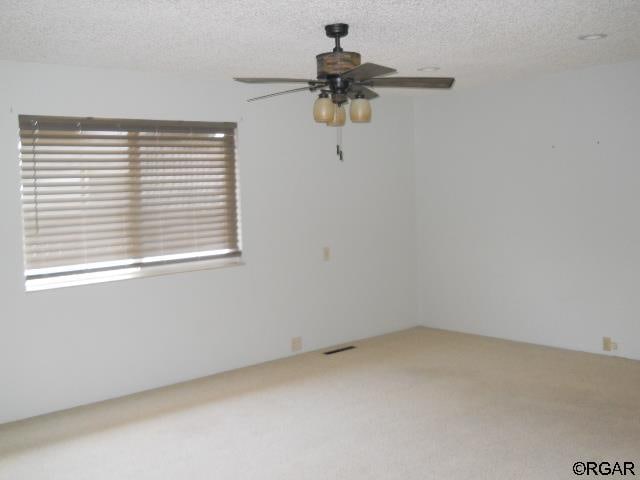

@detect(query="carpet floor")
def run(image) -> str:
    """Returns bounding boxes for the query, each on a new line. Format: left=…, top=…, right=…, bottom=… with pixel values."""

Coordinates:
left=1, top=327, right=639, bottom=479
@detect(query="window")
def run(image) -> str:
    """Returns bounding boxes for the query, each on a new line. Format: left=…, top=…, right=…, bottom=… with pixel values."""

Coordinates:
left=19, top=115, right=241, bottom=291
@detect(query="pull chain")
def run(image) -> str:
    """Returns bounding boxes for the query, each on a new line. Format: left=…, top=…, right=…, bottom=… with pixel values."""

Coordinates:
left=336, top=127, right=343, bottom=161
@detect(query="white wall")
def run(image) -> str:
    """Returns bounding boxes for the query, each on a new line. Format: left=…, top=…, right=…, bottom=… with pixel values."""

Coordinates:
left=0, top=61, right=417, bottom=423
left=5, top=55, right=638, bottom=424
left=414, top=59, right=640, bottom=360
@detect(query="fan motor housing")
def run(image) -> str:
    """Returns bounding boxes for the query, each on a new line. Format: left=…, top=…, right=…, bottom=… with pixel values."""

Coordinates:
left=316, top=51, right=361, bottom=79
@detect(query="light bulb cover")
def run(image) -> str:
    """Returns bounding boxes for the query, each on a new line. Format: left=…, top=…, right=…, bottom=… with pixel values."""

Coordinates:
left=350, top=95, right=371, bottom=123
left=327, top=104, right=346, bottom=127
left=313, top=93, right=335, bottom=123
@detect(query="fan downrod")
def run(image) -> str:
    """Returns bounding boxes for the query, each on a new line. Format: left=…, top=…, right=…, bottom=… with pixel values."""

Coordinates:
left=325, top=23, right=349, bottom=52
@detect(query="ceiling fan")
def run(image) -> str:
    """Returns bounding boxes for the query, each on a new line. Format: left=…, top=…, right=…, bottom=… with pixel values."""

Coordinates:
left=234, top=23, right=454, bottom=159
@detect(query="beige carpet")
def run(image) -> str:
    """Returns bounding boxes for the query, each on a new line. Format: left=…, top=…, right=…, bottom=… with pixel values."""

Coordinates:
left=1, top=327, right=639, bottom=479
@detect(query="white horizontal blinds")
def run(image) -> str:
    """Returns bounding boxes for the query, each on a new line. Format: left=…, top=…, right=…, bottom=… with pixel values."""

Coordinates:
left=19, top=115, right=240, bottom=281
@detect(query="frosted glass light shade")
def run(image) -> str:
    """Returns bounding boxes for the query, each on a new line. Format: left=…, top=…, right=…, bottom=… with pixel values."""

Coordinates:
left=313, top=96, right=335, bottom=123
left=327, top=104, right=346, bottom=127
left=350, top=98, right=371, bottom=122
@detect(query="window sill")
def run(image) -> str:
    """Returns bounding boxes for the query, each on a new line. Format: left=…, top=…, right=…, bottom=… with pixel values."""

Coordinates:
left=25, top=255, right=244, bottom=292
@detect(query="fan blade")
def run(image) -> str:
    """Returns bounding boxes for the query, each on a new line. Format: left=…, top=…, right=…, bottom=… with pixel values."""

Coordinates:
left=342, top=63, right=396, bottom=81
left=246, top=86, right=313, bottom=102
left=348, top=86, right=379, bottom=100
left=234, top=77, right=320, bottom=84
left=363, top=77, right=455, bottom=89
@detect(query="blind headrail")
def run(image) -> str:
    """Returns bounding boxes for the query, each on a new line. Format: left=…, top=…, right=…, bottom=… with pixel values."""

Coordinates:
left=19, top=115, right=236, bottom=134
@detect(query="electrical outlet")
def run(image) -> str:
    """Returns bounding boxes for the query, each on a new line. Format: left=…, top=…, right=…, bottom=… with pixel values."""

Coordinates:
left=291, top=336, right=302, bottom=352
left=323, top=246, right=331, bottom=262
left=603, top=337, right=619, bottom=352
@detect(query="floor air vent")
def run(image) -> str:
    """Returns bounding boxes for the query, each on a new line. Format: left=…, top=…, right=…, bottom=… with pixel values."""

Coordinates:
left=324, top=345, right=356, bottom=355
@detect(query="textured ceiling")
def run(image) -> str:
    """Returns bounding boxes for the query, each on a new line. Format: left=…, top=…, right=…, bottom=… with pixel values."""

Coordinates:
left=1, top=0, right=640, bottom=88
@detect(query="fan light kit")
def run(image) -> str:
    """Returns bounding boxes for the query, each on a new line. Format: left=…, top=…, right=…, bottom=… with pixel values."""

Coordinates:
left=235, top=23, right=455, bottom=160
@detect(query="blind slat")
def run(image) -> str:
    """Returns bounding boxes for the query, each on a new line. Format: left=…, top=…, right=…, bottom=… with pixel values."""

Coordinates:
left=23, top=211, right=233, bottom=232
left=22, top=153, right=230, bottom=157
left=23, top=205, right=233, bottom=223
left=24, top=222, right=233, bottom=245
left=26, top=243, right=237, bottom=269
left=23, top=164, right=232, bottom=171
left=22, top=186, right=230, bottom=195
left=21, top=179, right=231, bottom=188
left=22, top=192, right=229, bottom=203
left=26, top=231, right=233, bottom=255
left=22, top=172, right=231, bottom=180
left=19, top=115, right=240, bottom=287
left=20, top=132, right=234, bottom=140
left=21, top=156, right=232, bottom=162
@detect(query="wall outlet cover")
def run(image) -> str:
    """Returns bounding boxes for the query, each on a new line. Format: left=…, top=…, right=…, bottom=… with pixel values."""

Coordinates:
left=291, top=336, right=303, bottom=352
